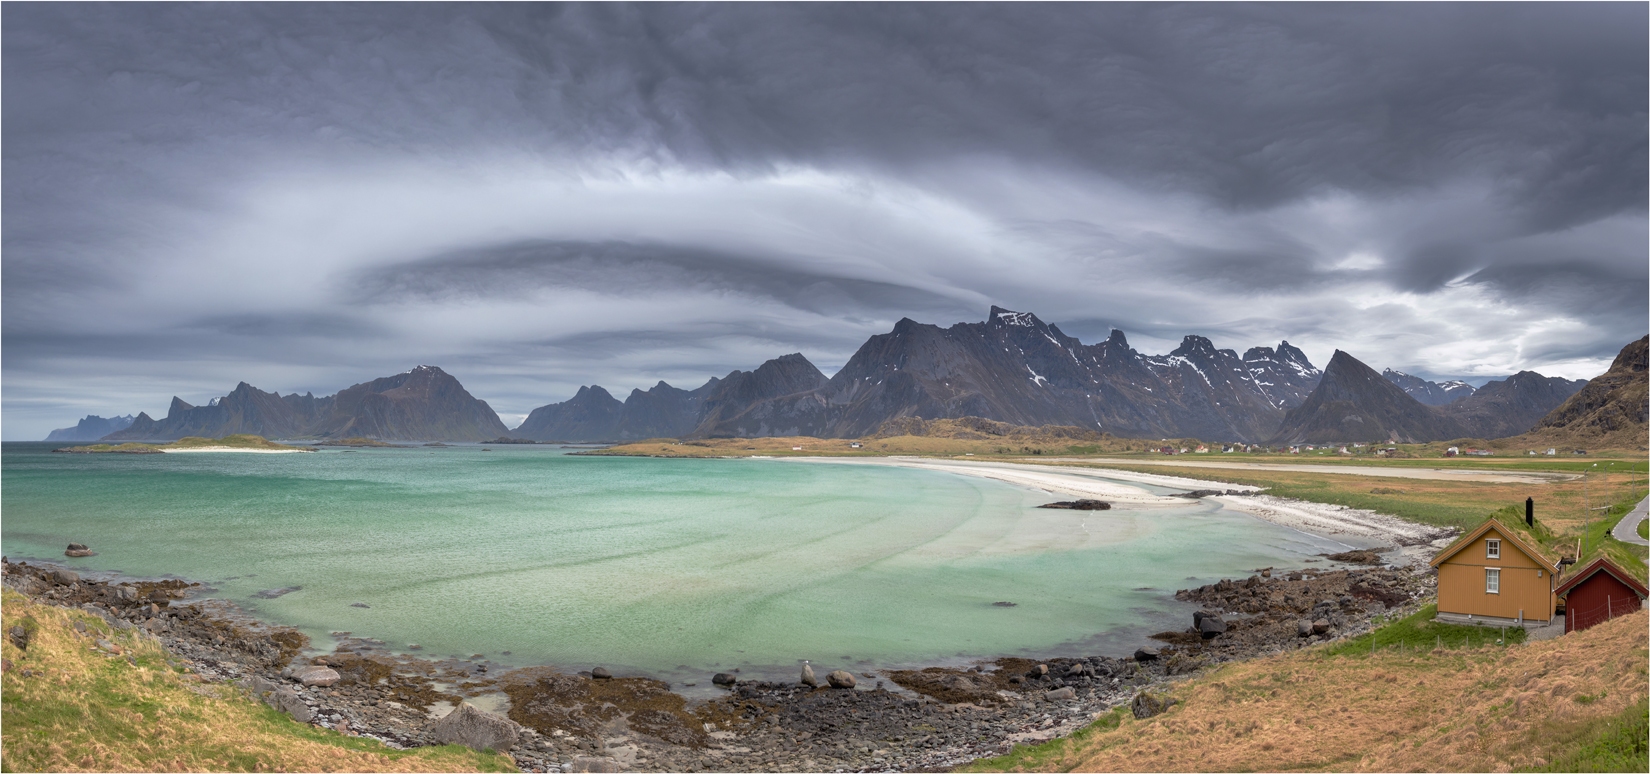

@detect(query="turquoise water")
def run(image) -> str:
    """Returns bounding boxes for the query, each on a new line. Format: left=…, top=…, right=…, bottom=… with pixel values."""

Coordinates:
left=1, top=443, right=1343, bottom=685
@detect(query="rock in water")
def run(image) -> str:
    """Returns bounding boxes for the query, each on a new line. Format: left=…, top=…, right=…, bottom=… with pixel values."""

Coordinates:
left=430, top=702, right=522, bottom=752
left=712, top=672, right=737, bottom=686
left=826, top=670, right=856, bottom=689
left=800, top=663, right=817, bottom=687
left=65, top=543, right=95, bottom=557
left=1131, top=691, right=1177, bottom=719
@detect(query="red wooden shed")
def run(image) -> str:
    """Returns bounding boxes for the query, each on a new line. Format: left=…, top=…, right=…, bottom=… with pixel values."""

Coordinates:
left=1554, top=557, right=1648, bottom=633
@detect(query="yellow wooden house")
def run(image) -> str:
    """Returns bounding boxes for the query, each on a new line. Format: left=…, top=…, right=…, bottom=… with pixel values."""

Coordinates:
left=1429, top=518, right=1560, bottom=627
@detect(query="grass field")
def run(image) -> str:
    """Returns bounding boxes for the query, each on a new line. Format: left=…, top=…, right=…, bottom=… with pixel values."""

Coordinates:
left=960, top=609, right=1649, bottom=773
left=0, top=589, right=512, bottom=773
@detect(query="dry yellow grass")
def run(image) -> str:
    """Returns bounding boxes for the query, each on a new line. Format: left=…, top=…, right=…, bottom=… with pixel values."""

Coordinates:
left=1, top=589, right=512, bottom=773
left=971, top=610, right=1648, bottom=773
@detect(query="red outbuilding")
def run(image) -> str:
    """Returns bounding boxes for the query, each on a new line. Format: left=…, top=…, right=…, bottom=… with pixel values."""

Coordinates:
left=1554, top=557, right=1648, bottom=633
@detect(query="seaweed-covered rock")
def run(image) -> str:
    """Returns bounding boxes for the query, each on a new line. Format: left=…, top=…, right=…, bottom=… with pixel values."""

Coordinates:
left=826, top=670, right=856, bottom=689
left=1131, top=691, right=1177, bottom=719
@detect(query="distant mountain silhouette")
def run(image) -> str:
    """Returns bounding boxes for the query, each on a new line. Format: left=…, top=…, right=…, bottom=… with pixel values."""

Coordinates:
left=1382, top=369, right=1476, bottom=405
left=102, top=366, right=509, bottom=442
left=44, top=414, right=136, bottom=442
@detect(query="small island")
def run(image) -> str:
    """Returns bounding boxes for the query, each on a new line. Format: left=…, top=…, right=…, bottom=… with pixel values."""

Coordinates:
left=52, top=434, right=317, bottom=454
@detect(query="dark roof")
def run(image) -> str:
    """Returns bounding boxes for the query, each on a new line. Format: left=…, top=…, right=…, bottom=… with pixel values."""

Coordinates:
left=1554, top=557, right=1650, bottom=599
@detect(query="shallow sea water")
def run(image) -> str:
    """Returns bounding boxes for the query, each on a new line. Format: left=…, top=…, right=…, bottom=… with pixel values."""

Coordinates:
left=2, top=442, right=1347, bottom=687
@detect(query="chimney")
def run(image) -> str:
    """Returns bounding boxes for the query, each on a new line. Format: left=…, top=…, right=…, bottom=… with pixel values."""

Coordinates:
left=1525, top=497, right=1534, bottom=527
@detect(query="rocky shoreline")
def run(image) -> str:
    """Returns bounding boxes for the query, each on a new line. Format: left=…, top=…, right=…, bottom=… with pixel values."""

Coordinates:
left=1, top=555, right=1435, bottom=773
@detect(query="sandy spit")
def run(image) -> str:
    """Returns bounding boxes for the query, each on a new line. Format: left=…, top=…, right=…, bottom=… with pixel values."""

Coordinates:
left=785, top=456, right=1457, bottom=565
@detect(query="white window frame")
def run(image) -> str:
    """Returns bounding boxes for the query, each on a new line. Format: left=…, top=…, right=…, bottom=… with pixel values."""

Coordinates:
left=1486, top=567, right=1500, bottom=594
left=1486, top=539, right=1501, bottom=560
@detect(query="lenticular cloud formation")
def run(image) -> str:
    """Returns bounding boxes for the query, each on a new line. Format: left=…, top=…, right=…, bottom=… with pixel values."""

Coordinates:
left=2, top=3, right=1645, bottom=440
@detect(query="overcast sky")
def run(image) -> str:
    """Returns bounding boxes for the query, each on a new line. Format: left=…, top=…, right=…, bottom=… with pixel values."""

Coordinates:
left=4, top=3, right=1646, bottom=439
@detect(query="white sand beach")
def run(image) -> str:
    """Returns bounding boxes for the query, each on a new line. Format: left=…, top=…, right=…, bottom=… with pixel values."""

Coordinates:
left=789, top=456, right=1457, bottom=566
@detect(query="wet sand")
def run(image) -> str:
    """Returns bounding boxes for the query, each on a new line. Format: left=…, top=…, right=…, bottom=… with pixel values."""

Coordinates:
left=790, top=457, right=1458, bottom=566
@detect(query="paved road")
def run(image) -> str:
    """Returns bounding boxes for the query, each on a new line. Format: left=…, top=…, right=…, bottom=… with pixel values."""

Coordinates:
left=1611, top=496, right=1649, bottom=547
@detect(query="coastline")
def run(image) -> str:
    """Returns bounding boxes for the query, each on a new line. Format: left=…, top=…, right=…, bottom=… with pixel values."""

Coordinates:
left=159, top=447, right=315, bottom=454
left=4, top=455, right=1449, bottom=773
left=784, top=456, right=1459, bottom=565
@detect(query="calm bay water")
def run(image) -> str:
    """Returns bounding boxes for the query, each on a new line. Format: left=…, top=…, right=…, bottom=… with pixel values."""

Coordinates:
left=2, top=442, right=1344, bottom=685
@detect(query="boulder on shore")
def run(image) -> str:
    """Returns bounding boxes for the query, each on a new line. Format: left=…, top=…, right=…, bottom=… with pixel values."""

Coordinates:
left=590, top=667, right=612, bottom=679
left=800, top=663, right=817, bottom=687
left=1197, top=616, right=1227, bottom=639
left=712, top=672, right=737, bottom=686
left=826, top=670, right=856, bottom=689
left=1133, top=647, right=1159, bottom=662
left=430, top=702, right=521, bottom=752
left=1131, top=691, right=1177, bottom=719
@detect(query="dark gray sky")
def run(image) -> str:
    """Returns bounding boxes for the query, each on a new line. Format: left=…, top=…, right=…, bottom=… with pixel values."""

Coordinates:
left=5, top=3, right=1646, bottom=439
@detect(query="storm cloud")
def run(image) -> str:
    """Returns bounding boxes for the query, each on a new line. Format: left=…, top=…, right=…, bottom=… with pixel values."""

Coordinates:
left=4, top=3, right=1645, bottom=438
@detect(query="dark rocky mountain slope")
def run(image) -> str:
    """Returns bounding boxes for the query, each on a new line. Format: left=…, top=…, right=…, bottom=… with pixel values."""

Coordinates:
left=1522, top=335, right=1648, bottom=447
left=1274, top=353, right=1588, bottom=445
left=43, top=414, right=136, bottom=442
left=103, top=366, right=509, bottom=442
left=1271, top=351, right=1470, bottom=444
left=1444, top=372, right=1587, bottom=439
left=1382, top=370, right=1476, bottom=405
left=513, top=379, right=722, bottom=442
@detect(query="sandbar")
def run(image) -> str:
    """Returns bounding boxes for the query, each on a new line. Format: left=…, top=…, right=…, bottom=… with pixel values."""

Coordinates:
left=786, top=456, right=1457, bottom=566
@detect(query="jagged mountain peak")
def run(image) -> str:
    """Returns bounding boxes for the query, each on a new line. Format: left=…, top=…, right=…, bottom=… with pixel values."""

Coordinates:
left=573, top=385, right=616, bottom=401
left=987, top=306, right=1044, bottom=329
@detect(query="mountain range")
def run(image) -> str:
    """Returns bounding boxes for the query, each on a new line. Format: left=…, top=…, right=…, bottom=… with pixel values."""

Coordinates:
left=99, top=366, right=509, bottom=442
left=44, top=414, right=136, bottom=442
left=60, top=307, right=1631, bottom=447
left=1270, top=352, right=1587, bottom=445
left=1381, top=370, right=1476, bottom=405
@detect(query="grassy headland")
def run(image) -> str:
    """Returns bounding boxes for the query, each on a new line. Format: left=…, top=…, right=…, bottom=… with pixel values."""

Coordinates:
left=0, top=589, right=511, bottom=773
left=959, top=609, right=1649, bottom=773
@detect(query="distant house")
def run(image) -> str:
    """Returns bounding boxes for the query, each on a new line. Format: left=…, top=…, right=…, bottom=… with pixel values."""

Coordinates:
left=1194, top=445, right=1208, bottom=453
left=1429, top=518, right=1559, bottom=627
left=1545, top=448, right=1556, bottom=456
left=849, top=442, right=862, bottom=448
left=1554, top=557, right=1647, bottom=633
left=1446, top=446, right=1459, bottom=457
left=1464, top=449, right=1493, bottom=457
